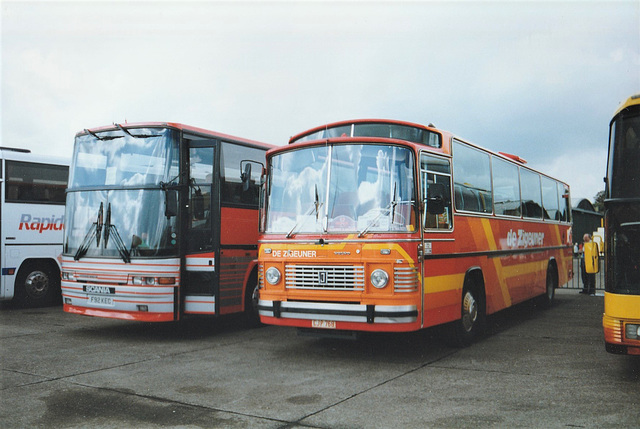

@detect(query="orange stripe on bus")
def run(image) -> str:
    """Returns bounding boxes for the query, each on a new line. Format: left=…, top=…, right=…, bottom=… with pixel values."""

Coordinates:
left=481, top=218, right=512, bottom=307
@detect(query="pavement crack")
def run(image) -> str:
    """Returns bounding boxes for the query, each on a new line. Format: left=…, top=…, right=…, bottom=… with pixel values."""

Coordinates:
left=293, top=349, right=460, bottom=425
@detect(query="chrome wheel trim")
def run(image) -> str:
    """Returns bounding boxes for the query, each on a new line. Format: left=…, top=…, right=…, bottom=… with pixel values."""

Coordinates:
left=461, top=291, right=478, bottom=333
left=25, top=271, right=49, bottom=298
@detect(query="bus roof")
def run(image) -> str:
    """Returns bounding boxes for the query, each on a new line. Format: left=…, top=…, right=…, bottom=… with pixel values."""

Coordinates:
left=289, top=118, right=440, bottom=144
left=77, top=122, right=274, bottom=149
left=613, top=94, right=640, bottom=119
left=0, top=147, right=69, bottom=165
left=273, top=118, right=566, bottom=186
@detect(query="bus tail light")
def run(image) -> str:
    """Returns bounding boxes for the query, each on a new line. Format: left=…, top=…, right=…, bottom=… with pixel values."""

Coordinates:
left=157, top=277, right=175, bottom=285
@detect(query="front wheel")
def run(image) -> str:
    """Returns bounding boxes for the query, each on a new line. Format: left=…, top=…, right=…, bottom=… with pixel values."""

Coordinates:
left=14, top=262, right=60, bottom=307
left=244, top=276, right=262, bottom=327
left=449, top=278, right=485, bottom=347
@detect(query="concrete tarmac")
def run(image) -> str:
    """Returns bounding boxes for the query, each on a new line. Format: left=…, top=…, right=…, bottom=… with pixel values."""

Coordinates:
left=1, top=289, right=638, bottom=428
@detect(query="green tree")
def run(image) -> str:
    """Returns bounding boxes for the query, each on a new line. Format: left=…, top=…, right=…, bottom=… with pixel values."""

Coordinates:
left=593, top=190, right=605, bottom=212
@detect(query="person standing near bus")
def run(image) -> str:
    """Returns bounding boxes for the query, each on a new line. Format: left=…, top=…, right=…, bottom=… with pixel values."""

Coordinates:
left=580, top=233, right=598, bottom=295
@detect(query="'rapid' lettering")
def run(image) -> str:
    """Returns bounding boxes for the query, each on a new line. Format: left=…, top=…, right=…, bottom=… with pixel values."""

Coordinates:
left=19, top=214, right=65, bottom=233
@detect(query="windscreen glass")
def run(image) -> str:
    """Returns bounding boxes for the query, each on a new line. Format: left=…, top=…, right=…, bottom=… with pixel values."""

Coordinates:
left=266, top=144, right=416, bottom=235
left=70, top=127, right=179, bottom=188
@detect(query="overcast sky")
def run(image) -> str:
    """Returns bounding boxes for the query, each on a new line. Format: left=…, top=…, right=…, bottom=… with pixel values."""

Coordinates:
left=2, top=1, right=638, bottom=200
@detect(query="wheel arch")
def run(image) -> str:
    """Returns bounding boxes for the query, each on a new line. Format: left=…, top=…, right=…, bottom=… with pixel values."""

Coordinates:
left=16, top=257, right=61, bottom=286
left=242, top=260, right=259, bottom=310
left=464, top=266, right=486, bottom=311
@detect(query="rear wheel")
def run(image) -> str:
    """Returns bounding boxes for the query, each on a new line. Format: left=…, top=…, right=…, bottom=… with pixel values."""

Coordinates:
left=538, top=264, right=557, bottom=307
left=14, top=262, right=60, bottom=307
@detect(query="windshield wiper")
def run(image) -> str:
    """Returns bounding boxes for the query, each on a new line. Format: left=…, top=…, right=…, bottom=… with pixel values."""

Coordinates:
left=116, top=123, right=161, bottom=139
left=358, top=184, right=412, bottom=237
left=84, top=129, right=122, bottom=141
left=74, top=203, right=104, bottom=261
left=103, top=203, right=131, bottom=263
left=287, top=185, right=323, bottom=238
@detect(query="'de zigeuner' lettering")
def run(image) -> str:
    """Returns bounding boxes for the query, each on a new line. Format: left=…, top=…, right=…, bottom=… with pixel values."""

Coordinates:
left=506, top=229, right=544, bottom=248
left=19, top=214, right=65, bottom=233
left=272, top=250, right=317, bottom=258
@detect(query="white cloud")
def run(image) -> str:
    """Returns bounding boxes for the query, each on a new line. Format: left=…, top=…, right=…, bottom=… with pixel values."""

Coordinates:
left=541, top=147, right=608, bottom=202
left=1, top=0, right=638, bottom=194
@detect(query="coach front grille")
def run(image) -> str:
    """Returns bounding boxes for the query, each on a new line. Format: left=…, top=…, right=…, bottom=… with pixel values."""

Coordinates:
left=285, top=265, right=365, bottom=291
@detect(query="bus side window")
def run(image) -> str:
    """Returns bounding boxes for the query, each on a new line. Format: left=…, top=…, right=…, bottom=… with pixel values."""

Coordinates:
left=220, top=142, right=265, bottom=207
left=520, top=169, right=543, bottom=219
left=5, top=161, right=68, bottom=204
left=188, top=146, right=214, bottom=252
left=421, top=154, right=452, bottom=230
left=452, top=140, right=492, bottom=214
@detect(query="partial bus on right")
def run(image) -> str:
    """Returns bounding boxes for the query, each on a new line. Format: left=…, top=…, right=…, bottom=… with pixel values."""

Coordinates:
left=603, top=94, right=640, bottom=355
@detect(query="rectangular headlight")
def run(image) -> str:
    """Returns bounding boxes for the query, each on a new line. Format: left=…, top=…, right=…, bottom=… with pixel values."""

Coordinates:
left=625, top=324, right=640, bottom=340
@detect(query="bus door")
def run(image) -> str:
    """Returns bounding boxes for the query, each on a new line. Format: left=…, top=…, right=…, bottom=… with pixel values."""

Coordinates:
left=217, top=142, right=265, bottom=315
left=183, top=140, right=218, bottom=314
left=420, top=152, right=454, bottom=327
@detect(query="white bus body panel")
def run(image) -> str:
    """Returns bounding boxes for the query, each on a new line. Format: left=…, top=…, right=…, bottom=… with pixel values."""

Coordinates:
left=61, top=256, right=181, bottom=317
left=1, top=148, right=68, bottom=302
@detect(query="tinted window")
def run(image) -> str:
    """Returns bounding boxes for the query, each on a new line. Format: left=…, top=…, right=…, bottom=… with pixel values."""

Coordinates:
left=453, top=141, right=492, bottom=213
left=608, top=109, right=640, bottom=198
left=353, top=123, right=441, bottom=147
left=5, top=161, right=68, bottom=204
left=520, top=169, right=542, bottom=219
left=293, top=122, right=441, bottom=148
left=492, top=157, right=521, bottom=217
left=541, top=176, right=560, bottom=220
left=421, top=154, right=452, bottom=229
left=220, top=142, right=266, bottom=207
left=558, top=182, right=571, bottom=222
left=188, top=146, right=214, bottom=253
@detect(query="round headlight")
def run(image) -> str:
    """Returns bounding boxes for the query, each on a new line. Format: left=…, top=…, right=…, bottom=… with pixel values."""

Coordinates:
left=265, top=267, right=282, bottom=285
left=370, top=269, right=389, bottom=289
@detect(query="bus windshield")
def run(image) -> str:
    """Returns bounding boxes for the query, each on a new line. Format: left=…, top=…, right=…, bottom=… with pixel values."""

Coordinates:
left=64, top=127, right=180, bottom=258
left=607, top=105, right=640, bottom=295
left=65, top=190, right=178, bottom=259
left=70, top=127, right=179, bottom=188
left=608, top=109, right=640, bottom=199
left=266, top=144, right=415, bottom=235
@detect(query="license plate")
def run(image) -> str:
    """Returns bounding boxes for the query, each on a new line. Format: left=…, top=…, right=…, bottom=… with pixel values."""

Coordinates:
left=89, top=295, right=114, bottom=306
left=312, top=319, right=336, bottom=329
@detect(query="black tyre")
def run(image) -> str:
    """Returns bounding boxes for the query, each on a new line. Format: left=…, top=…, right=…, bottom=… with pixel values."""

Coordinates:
left=244, top=274, right=262, bottom=327
left=14, top=262, right=60, bottom=307
left=538, top=264, right=557, bottom=308
left=450, top=277, right=485, bottom=347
